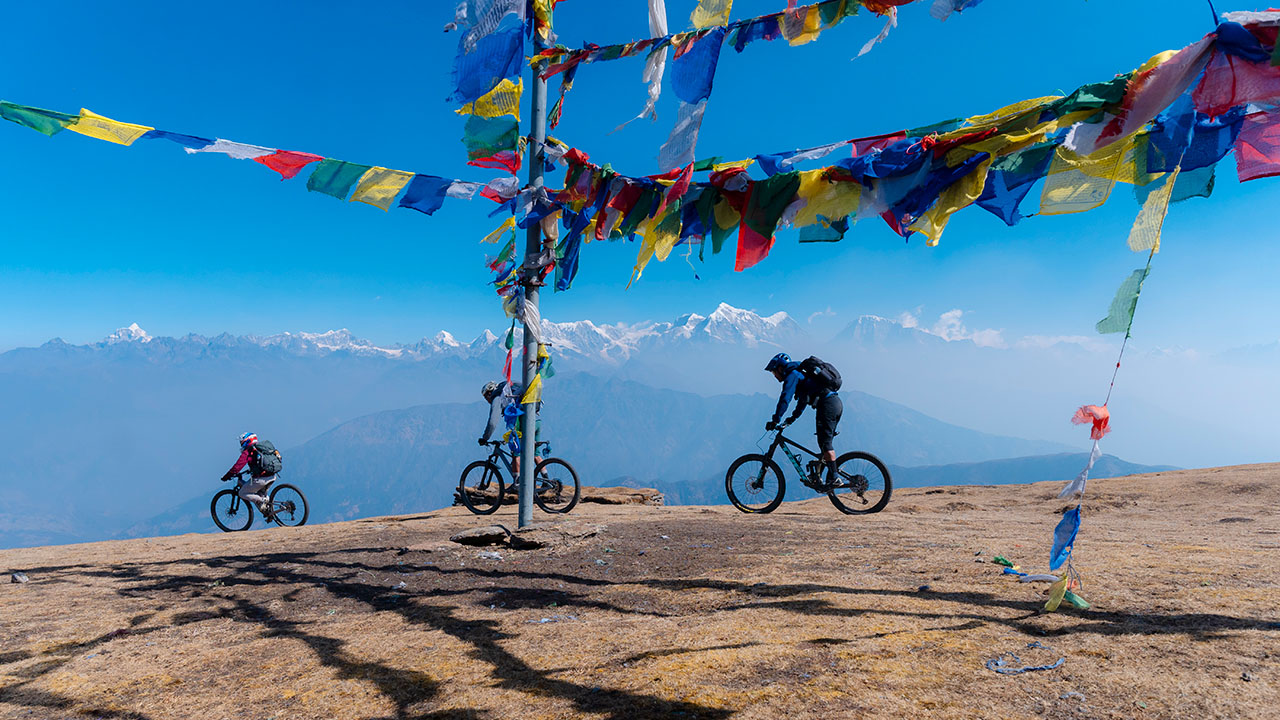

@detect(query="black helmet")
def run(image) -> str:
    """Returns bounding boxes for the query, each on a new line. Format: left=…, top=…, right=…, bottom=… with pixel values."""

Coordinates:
left=765, top=353, right=790, bottom=372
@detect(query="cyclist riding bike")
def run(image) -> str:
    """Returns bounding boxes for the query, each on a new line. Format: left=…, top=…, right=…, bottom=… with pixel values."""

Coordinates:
left=479, top=380, right=546, bottom=477
left=765, top=353, right=843, bottom=487
left=220, top=432, right=282, bottom=515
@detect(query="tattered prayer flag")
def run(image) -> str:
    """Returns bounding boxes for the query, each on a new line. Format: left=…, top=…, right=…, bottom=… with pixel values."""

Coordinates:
left=306, top=158, right=372, bottom=200
left=451, top=14, right=525, bottom=105
left=456, top=78, right=523, bottom=120
left=1127, top=167, right=1178, bottom=253
left=736, top=171, right=801, bottom=272
left=930, top=0, right=985, bottom=21
left=254, top=150, right=323, bottom=180
left=691, top=0, right=733, bottom=28
left=520, top=373, right=543, bottom=405
left=0, top=101, right=76, bottom=136
left=483, top=216, right=517, bottom=244
left=1096, top=267, right=1151, bottom=335
left=1049, top=507, right=1081, bottom=571
left=140, top=130, right=212, bottom=150
left=1071, top=404, right=1111, bottom=440
left=1236, top=110, right=1280, bottom=182
left=658, top=100, right=708, bottom=171
left=399, top=174, right=452, bottom=215
left=1044, top=576, right=1068, bottom=612
left=463, top=115, right=520, bottom=173
left=68, top=108, right=153, bottom=146
left=975, top=141, right=1055, bottom=226
left=671, top=27, right=726, bottom=104
left=185, top=138, right=274, bottom=160
left=351, top=166, right=415, bottom=210
left=1039, top=137, right=1133, bottom=215
left=780, top=5, right=824, bottom=46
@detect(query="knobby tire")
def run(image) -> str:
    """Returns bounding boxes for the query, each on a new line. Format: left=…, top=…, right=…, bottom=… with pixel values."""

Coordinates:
left=533, top=457, right=580, bottom=514
left=211, top=488, right=253, bottom=532
left=459, top=460, right=505, bottom=515
left=725, top=454, right=785, bottom=513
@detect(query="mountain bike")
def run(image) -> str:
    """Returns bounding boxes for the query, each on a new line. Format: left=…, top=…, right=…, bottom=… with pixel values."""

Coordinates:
left=211, top=471, right=310, bottom=532
left=725, top=423, right=891, bottom=515
left=458, top=441, right=581, bottom=515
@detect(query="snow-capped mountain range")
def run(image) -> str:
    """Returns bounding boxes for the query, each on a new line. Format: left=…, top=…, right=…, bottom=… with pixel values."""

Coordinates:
left=38, top=302, right=812, bottom=365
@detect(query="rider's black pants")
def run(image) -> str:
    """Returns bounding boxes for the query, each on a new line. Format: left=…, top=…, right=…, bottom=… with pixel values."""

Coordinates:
left=815, top=394, right=843, bottom=454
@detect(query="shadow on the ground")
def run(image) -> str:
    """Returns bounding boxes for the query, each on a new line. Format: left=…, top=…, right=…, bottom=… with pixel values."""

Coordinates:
left=4, top=543, right=1278, bottom=719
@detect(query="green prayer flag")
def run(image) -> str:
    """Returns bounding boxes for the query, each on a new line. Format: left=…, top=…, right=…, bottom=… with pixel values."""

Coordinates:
left=306, top=159, right=372, bottom=200
left=541, top=352, right=555, bottom=379
left=504, top=323, right=515, bottom=350
left=1096, top=267, right=1151, bottom=335
left=742, top=171, right=802, bottom=237
left=0, top=101, right=76, bottom=137
left=1046, top=75, right=1132, bottom=118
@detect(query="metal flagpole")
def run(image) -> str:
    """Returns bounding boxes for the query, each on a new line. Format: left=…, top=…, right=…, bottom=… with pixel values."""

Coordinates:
left=519, top=26, right=549, bottom=530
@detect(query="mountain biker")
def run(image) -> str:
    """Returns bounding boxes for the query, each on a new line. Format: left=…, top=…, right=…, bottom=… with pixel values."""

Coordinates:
left=765, top=353, right=843, bottom=485
left=479, top=380, right=545, bottom=477
left=220, top=432, right=280, bottom=515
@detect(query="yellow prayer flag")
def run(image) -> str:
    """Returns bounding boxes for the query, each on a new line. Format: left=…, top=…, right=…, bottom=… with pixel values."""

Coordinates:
left=520, top=373, right=543, bottom=404
left=1044, top=577, right=1068, bottom=612
left=690, top=0, right=733, bottom=28
left=781, top=6, right=825, bottom=46
left=350, top=167, right=414, bottom=211
left=1128, top=166, right=1178, bottom=253
left=456, top=78, right=523, bottom=121
left=710, top=158, right=754, bottom=172
left=1039, top=136, right=1135, bottom=216
left=629, top=205, right=682, bottom=286
left=793, top=170, right=862, bottom=228
left=68, top=108, right=153, bottom=146
left=482, top=216, right=517, bottom=244
left=908, top=157, right=993, bottom=246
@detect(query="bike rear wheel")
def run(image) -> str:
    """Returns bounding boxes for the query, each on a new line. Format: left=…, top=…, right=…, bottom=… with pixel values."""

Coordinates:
left=533, top=457, right=580, bottom=514
left=211, top=488, right=253, bottom=532
left=725, top=454, right=785, bottom=513
left=268, top=483, right=309, bottom=527
left=828, top=451, right=892, bottom=514
left=459, top=460, right=505, bottom=515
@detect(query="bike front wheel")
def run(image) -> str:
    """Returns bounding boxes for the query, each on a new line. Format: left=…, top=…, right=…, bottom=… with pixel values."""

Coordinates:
left=828, top=451, right=892, bottom=514
left=211, top=489, right=253, bottom=532
left=459, top=460, right=505, bottom=515
left=725, top=454, right=785, bottom=513
left=268, top=483, right=309, bottom=527
left=533, top=457, right=580, bottom=514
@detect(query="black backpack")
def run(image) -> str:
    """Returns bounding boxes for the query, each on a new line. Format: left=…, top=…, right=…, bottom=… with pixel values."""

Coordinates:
left=798, top=356, right=842, bottom=393
left=249, top=440, right=283, bottom=476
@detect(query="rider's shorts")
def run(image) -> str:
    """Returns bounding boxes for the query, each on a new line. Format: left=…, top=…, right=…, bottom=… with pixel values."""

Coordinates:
left=815, top=394, right=843, bottom=453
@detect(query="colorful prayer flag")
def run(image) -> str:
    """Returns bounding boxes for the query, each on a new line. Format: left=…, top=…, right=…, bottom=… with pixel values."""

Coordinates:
left=254, top=150, right=323, bottom=180
left=0, top=101, right=76, bottom=136
left=1096, top=268, right=1151, bottom=334
left=736, top=172, right=801, bottom=271
left=67, top=108, right=153, bottom=146
left=398, top=174, right=453, bottom=215
left=306, top=158, right=372, bottom=200
left=351, top=166, right=415, bottom=210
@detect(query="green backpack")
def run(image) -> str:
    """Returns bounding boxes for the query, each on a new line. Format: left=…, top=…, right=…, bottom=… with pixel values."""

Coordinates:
left=249, top=440, right=283, bottom=476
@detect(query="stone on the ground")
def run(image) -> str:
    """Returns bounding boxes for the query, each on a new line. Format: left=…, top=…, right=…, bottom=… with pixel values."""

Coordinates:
left=449, top=525, right=510, bottom=546
left=581, top=486, right=663, bottom=505
left=11, top=572, right=29, bottom=583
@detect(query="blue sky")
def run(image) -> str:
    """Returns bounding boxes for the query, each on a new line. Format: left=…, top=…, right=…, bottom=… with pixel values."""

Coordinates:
left=0, top=0, right=1274, bottom=355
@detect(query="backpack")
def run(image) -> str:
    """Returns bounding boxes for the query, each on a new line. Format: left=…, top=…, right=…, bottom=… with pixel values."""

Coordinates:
left=798, top=356, right=842, bottom=393
left=249, top=439, right=283, bottom=476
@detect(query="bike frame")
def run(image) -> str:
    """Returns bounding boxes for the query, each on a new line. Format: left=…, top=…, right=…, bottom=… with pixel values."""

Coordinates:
left=763, top=431, right=822, bottom=480
left=484, top=441, right=550, bottom=482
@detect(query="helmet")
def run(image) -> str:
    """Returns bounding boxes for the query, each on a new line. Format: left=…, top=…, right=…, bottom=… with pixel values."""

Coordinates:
left=481, top=381, right=501, bottom=401
left=239, top=432, right=258, bottom=449
left=765, top=353, right=791, bottom=372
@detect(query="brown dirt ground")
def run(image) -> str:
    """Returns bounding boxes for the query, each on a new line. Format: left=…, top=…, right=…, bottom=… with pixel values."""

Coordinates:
left=2, top=464, right=1278, bottom=720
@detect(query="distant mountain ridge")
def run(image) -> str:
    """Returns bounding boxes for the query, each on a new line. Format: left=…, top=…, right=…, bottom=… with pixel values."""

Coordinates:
left=16, top=302, right=805, bottom=367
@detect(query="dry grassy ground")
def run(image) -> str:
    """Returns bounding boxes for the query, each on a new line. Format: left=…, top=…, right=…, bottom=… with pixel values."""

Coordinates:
left=2, top=464, right=1278, bottom=719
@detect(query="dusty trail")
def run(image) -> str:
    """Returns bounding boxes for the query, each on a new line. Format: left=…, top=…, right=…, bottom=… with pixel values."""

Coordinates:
left=2, top=464, right=1278, bottom=719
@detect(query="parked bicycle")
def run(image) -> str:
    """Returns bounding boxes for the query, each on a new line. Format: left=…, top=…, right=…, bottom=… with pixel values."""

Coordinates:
left=211, top=470, right=310, bottom=531
left=458, top=441, right=581, bottom=515
left=726, top=423, right=891, bottom=514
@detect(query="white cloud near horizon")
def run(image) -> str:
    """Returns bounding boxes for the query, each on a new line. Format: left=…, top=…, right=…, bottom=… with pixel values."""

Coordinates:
left=807, top=307, right=836, bottom=324
left=899, top=308, right=1007, bottom=349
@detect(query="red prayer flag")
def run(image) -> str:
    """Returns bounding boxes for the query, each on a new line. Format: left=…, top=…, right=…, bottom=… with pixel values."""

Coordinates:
left=1237, top=110, right=1280, bottom=181
left=254, top=150, right=323, bottom=180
